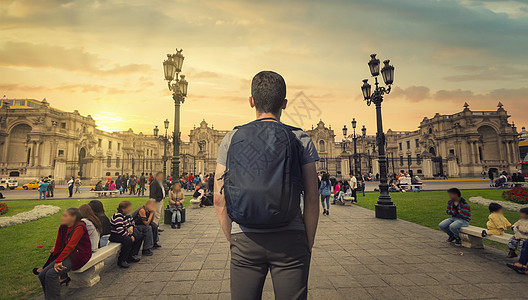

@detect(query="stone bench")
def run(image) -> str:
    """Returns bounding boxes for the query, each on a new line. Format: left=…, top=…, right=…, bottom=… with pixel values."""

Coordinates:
left=90, top=190, right=119, bottom=197
left=190, top=199, right=201, bottom=208
left=400, top=184, right=423, bottom=191
left=69, top=242, right=121, bottom=287
left=459, top=225, right=513, bottom=249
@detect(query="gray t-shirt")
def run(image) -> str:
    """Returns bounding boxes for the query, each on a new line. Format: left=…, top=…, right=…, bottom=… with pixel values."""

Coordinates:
left=216, top=124, right=319, bottom=234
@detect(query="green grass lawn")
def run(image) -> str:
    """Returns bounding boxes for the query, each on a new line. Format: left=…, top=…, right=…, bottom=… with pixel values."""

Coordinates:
left=0, top=196, right=191, bottom=299
left=354, top=190, right=520, bottom=249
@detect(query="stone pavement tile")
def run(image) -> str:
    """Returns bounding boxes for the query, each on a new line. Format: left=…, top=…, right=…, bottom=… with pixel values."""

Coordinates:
left=451, top=284, right=496, bottom=299
left=379, top=274, right=416, bottom=286
left=220, top=280, right=230, bottom=293
left=152, top=262, right=181, bottom=272
left=425, top=272, right=463, bottom=283
left=365, top=249, right=392, bottom=256
left=97, top=282, right=139, bottom=297
left=402, top=273, right=439, bottom=286
left=172, top=269, right=199, bottom=281
left=364, top=286, right=406, bottom=300
left=308, top=276, right=334, bottom=289
left=337, top=287, right=374, bottom=299
left=385, top=262, right=423, bottom=274
left=218, top=292, right=231, bottom=300
left=143, top=271, right=174, bottom=282
left=392, top=285, right=439, bottom=299
left=423, top=285, right=467, bottom=299
left=366, top=263, right=400, bottom=274
left=342, top=263, right=375, bottom=275
left=308, top=288, right=344, bottom=299
left=112, top=271, right=150, bottom=285
left=189, top=280, right=222, bottom=294
left=188, top=293, right=218, bottom=300
left=476, top=282, right=527, bottom=299
left=353, top=275, right=389, bottom=288
left=207, top=252, right=228, bottom=261
left=197, top=269, right=225, bottom=281
left=316, top=265, right=348, bottom=276
left=203, top=259, right=227, bottom=269
left=328, top=275, right=361, bottom=288
left=312, top=256, right=340, bottom=266
left=178, top=260, right=205, bottom=270
left=131, top=281, right=168, bottom=296
left=160, top=281, right=194, bottom=295
left=223, top=269, right=231, bottom=280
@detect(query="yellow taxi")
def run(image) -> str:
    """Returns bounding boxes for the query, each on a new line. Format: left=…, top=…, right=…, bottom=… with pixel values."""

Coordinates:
left=23, top=180, right=41, bottom=190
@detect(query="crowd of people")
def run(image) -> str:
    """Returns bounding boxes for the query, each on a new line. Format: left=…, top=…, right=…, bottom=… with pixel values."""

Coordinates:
left=487, top=169, right=525, bottom=187
left=34, top=171, right=189, bottom=299
left=316, top=172, right=364, bottom=214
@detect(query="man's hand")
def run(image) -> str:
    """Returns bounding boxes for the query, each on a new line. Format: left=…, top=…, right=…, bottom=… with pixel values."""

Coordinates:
left=301, top=162, right=319, bottom=251
left=214, top=163, right=232, bottom=244
left=54, top=262, right=64, bottom=272
left=128, top=227, right=134, bottom=235
left=131, top=235, right=135, bottom=242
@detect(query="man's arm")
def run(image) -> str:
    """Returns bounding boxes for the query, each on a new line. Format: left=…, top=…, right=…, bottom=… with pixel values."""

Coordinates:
left=302, top=162, right=319, bottom=250
left=214, top=163, right=232, bottom=244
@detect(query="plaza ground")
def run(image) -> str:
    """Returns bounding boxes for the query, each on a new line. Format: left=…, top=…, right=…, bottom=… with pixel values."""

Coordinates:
left=1, top=189, right=526, bottom=299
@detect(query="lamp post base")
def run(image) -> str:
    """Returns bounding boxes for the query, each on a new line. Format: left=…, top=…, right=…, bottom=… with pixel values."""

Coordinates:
left=375, top=203, right=397, bottom=219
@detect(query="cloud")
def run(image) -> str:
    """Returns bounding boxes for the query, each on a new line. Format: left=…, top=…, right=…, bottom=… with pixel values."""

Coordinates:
left=392, top=86, right=431, bottom=102
left=0, top=41, right=152, bottom=75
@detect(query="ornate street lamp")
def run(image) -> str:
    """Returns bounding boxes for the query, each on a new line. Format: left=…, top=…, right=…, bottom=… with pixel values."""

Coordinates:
left=342, top=125, right=348, bottom=153
left=361, top=53, right=396, bottom=219
left=153, top=125, right=159, bottom=137
left=161, top=119, right=170, bottom=178
left=352, top=118, right=358, bottom=177
left=163, top=49, right=189, bottom=180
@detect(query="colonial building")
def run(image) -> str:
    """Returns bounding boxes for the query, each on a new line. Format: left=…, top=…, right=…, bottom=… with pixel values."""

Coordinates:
left=0, top=98, right=522, bottom=183
left=182, top=102, right=521, bottom=179
left=0, top=99, right=166, bottom=184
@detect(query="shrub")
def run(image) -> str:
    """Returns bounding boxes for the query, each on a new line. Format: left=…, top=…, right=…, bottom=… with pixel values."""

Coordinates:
left=0, top=203, right=8, bottom=215
left=502, top=188, right=528, bottom=204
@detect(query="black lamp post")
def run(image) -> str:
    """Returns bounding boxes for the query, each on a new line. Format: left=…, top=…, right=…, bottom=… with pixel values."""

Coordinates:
left=352, top=118, right=358, bottom=177
left=361, top=53, right=396, bottom=219
left=360, top=125, right=366, bottom=177
left=342, top=125, right=348, bottom=153
left=163, top=49, right=189, bottom=180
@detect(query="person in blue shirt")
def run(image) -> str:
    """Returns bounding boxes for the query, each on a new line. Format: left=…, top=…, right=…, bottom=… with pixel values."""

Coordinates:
left=39, top=179, right=50, bottom=200
left=319, top=173, right=332, bottom=215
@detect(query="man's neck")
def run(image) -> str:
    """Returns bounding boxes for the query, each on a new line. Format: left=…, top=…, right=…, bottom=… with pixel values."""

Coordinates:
left=256, top=111, right=280, bottom=121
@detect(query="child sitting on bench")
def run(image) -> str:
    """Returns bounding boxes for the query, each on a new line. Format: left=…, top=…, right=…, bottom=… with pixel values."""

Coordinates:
left=507, top=207, right=528, bottom=258
left=482, top=203, right=511, bottom=237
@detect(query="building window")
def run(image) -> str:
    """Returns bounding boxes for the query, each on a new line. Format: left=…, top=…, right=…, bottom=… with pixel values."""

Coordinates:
left=406, top=141, right=410, bottom=149
left=416, top=154, right=421, bottom=165
left=108, top=141, right=112, bottom=149
left=415, top=139, right=419, bottom=147
left=399, top=143, right=402, bottom=151
left=116, top=157, right=120, bottom=168
left=417, top=169, right=422, bottom=174
left=117, top=143, right=121, bottom=151
left=98, top=139, right=102, bottom=147
left=399, top=156, right=404, bottom=166
left=449, top=149, right=455, bottom=155
left=428, top=128, right=433, bottom=134
left=319, top=140, right=326, bottom=152
left=58, top=150, right=64, bottom=156
left=107, top=156, right=112, bottom=167
left=60, top=122, right=66, bottom=129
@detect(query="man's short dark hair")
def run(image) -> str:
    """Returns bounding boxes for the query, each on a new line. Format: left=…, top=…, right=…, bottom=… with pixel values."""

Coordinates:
left=251, top=71, right=286, bottom=115
left=520, top=207, right=528, bottom=214
left=489, top=202, right=502, bottom=213
left=447, top=188, right=461, bottom=197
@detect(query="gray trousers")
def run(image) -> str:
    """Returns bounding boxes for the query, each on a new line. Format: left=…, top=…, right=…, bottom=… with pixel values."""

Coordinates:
left=39, top=257, right=71, bottom=300
left=136, top=223, right=159, bottom=250
left=230, top=230, right=311, bottom=300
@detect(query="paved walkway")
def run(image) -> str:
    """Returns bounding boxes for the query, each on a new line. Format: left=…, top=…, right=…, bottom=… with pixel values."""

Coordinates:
left=59, top=205, right=526, bottom=300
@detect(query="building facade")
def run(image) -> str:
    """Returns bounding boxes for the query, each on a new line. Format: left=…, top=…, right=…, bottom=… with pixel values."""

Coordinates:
left=0, top=99, right=522, bottom=183
left=0, top=99, right=166, bottom=184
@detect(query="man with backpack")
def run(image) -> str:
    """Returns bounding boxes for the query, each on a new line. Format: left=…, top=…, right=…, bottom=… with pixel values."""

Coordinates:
left=214, top=71, right=320, bottom=300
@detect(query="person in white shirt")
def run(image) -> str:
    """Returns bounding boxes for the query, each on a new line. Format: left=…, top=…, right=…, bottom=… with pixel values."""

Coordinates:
left=349, top=174, right=357, bottom=203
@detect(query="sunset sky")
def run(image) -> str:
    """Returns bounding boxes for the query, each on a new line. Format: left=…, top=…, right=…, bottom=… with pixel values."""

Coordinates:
left=1, top=0, right=527, bottom=140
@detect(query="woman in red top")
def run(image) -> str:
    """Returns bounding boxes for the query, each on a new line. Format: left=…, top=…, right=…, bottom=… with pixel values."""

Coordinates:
left=39, top=208, right=92, bottom=300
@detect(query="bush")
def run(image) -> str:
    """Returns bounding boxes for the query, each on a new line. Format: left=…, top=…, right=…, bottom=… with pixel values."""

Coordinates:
left=0, top=203, right=8, bottom=215
left=502, top=188, right=528, bottom=204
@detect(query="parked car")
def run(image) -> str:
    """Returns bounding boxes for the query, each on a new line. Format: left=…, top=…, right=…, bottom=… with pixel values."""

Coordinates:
left=23, top=180, right=40, bottom=190
left=0, top=178, right=18, bottom=190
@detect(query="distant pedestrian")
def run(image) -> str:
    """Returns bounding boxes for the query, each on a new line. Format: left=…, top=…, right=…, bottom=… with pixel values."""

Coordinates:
left=39, top=180, right=50, bottom=200
left=67, top=177, right=74, bottom=197
left=488, top=170, right=495, bottom=187
left=75, top=176, right=82, bottom=194
left=319, top=173, right=331, bottom=215
left=47, top=175, right=55, bottom=198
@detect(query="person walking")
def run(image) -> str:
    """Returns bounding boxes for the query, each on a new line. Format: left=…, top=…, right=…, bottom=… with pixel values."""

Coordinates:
left=214, top=71, right=319, bottom=300
left=39, top=180, right=50, bottom=200
left=149, top=172, right=166, bottom=227
left=67, top=177, right=74, bottom=198
left=349, top=173, right=358, bottom=203
left=319, top=173, right=331, bottom=215
left=47, top=175, right=55, bottom=198
left=138, top=173, right=146, bottom=196
left=489, top=169, right=495, bottom=187
left=74, top=176, right=81, bottom=194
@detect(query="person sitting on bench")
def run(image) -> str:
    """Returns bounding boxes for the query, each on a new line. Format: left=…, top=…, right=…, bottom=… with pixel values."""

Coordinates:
left=133, top=199, right=161, bottom=256
left=438, top=188, right=471, bottom=246
left=482, top=203, right=511, bottom=237
left=109, top=201, right=143, bottom=268
left=168, top=183, right=184, bottom=229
